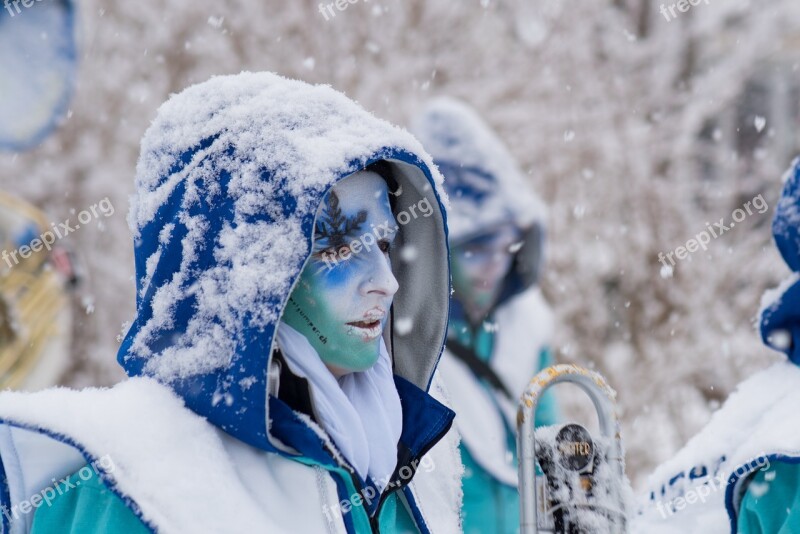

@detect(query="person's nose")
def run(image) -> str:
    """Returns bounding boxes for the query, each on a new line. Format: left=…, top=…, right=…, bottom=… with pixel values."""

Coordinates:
left=361, top=248, right=399, bottom=297
left=486, top=253, right=508, bottom=278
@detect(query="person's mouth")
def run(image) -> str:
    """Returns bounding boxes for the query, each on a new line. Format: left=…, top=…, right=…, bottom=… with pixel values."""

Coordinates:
left=346, top=309, right=386, bottom=341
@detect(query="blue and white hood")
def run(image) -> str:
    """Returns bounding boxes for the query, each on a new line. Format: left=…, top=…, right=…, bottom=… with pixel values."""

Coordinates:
left=0, top=72, right=456, bottom=533
left=761, top=157, right=800, bottom=365
left=410, top=97, right=546, bottom=307
left=120, top=71, right=452, bottom=452
left=633, top=157, right=800, bottom=534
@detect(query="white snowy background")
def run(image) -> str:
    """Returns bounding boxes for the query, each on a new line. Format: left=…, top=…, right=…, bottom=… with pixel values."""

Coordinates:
left=3, top=0, right=800, bottom=487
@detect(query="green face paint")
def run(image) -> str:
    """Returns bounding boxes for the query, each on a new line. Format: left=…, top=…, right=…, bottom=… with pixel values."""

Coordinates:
left=451, top=224, right=520, bottom=323
left=281, top=171, right=399, bottom=375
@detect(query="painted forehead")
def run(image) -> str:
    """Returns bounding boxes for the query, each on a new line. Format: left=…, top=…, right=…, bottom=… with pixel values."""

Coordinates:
left=314, top=171, right=394, bottom=248
left=330, top=171, right=391, bottom=214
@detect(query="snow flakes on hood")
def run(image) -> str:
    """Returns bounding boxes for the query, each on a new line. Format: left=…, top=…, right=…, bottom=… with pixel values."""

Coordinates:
left=410, top=97, right=545, bottom=241
left=772, top=156, right=800, bottom=272
left=117, top=72, right=452, bottom=452
left=132, top=72, right=445, bottom=233
left=760, top=157, right=800, bottom=363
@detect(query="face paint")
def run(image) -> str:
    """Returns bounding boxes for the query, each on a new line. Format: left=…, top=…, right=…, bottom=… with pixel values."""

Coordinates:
left=451, top=224, right=520, bottom=323
left=282, top=171, right=399, bottom=375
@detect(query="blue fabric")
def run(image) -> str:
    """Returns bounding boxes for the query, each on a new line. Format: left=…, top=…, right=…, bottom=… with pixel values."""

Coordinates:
left=436, top=162, right=500, bottom=206
left=401, top=486, right=432, bottom=534
left=0, top=0, right=77, bottom=151
left=30, top=466, right=151, bottom=534
left=761, top=158, right=800, bottom=365
left=394, top=375, right=455, bottom=460
left=726, top=454, right=800, bottom=534
left=117, top=145, right=447, bottom=455
left=737, top=461, right=800, bottom=534
left=0, top=442, right=8, bottom=534
left=773, top=160, right=800, bottom=272
left=115, top=113, right=454, bottom=532
left=0, top=419, right=158, bottom=533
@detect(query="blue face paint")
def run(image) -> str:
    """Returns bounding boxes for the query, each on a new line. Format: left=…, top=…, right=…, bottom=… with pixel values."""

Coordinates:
left=451, top=223, right=520, bottom=323
left=282, top=171, right=399, bottom=375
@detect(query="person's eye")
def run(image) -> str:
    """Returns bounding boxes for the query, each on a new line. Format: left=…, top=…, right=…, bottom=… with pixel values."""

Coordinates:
left=318, top=245, right=352, bottom=262
left=378, top=240, right=392, bottom=254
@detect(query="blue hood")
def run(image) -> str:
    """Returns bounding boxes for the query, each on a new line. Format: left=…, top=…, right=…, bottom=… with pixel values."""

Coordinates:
left=410, top=97, right=546, bottom=309
left=118, top=72, right=452, bottom=453
left=761, top=157, right=800, bottom=364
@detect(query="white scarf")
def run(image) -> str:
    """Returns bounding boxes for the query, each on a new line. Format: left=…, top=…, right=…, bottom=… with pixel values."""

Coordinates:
left=276, top=322, right=403, bottom=490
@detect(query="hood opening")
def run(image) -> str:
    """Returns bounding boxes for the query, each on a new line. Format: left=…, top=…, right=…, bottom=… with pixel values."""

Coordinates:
left=119, top=72, right=452, bottom=453
left=272, top=157, right=450, bottom=394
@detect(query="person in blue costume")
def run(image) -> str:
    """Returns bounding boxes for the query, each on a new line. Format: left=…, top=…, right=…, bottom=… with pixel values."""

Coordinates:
left=732, top=157, right=800, bottom=534
left=0, top=72, right=463, bottom=534
left=412, top=98, right=559, bottom=534
left=634, top=157, right=800, bottom=534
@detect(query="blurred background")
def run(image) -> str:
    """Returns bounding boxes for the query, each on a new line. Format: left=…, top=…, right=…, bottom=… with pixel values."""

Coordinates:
left=2, top=0, right=799, bottom=487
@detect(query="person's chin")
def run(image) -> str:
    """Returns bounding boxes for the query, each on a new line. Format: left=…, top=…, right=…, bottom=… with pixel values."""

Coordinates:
left=343, top=352, right=381, bottom=374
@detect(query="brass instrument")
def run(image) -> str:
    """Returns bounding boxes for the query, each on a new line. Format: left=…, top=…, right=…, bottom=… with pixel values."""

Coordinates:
left=0, top=192, right=71, bottom=390
left=518, top=364, right=629, bottom=533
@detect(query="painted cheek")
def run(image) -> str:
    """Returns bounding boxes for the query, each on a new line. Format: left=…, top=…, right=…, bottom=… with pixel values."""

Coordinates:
left=309, top=252, right=366, bottom=289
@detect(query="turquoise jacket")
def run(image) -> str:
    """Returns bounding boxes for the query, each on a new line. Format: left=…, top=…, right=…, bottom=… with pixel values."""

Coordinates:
left=31, top=467, right=148, bottom=534
left=736, top=157, right=800, bottom=532
left=450, top=315, right=559, bottom=534
left=30, top=465, right=420, bottom=534
left=737, top=461, right=800, bottom=533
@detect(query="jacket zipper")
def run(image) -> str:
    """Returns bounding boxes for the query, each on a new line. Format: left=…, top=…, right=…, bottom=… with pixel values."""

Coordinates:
left=318, top=397, right=455, bottom=533
left=320, top=442, right=382, bottom=533
left=368, top=418, right=455, bottom=533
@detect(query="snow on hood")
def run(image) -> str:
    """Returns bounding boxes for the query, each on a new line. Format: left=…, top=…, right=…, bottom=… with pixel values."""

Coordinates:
left=0, top=0, right=76, bottom=150
left=118, top=71, right=451, bottom=452
left=760, top=156, right=800, bottom=364
left=410, top=97, right=546, bottom=304
left=409, top=97, right=545, bottom=242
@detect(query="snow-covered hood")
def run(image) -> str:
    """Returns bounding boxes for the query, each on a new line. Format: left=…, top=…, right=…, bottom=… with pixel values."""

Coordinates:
left=0, top=0, right=76, bottom=150
left=633, top=158, right=800, bottom=533
left=761, top=156, right=800, bottom=365
left=118, top=72, right=452, bottom=454
left=410, top=97, right=546, bottom=305
left=409, top=97, right=545, bottom=239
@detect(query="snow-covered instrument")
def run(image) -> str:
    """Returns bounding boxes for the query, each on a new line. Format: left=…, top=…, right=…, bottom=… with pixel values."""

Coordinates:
left=518, top=364, right=628, bottom=533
